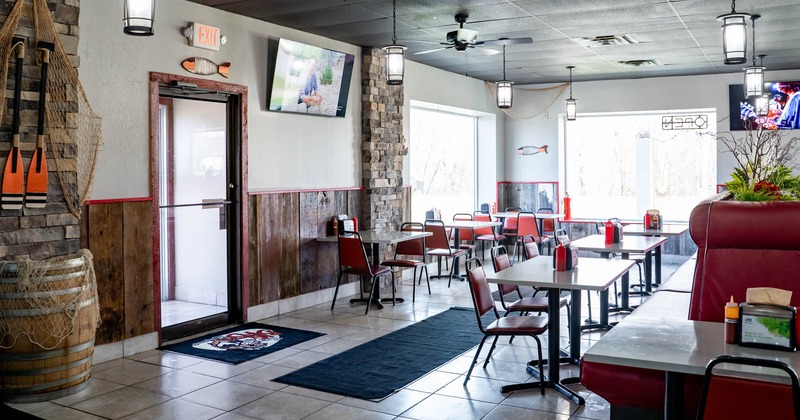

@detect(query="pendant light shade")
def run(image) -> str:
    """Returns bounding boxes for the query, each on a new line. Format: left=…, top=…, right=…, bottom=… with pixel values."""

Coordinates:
left=382, top=0, right=406, bottom=85
left=496, top=81, right=513, bottom=109
left=717, top=0, right=749, bottom=65
left=566, top=66, right=577, bottom=121
left=124, top=0, right=155, bottom=36
left=496, top=45, right=512, bottom=109
left=743, top=16, right=764, bottom=98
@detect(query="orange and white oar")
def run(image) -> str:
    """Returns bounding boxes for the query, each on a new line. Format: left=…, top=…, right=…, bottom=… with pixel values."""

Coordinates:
left=25, top=41, right=54, bottom=208
left=1, top=37, right=25, bottom=210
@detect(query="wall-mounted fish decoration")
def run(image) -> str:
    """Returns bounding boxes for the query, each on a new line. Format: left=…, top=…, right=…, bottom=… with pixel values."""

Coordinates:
left=181, top=57, right=230, bottom=78
left=517, top=145, right=548, bottom=156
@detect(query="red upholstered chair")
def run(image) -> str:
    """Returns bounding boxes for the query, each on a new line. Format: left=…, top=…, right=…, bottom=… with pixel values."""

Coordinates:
left=332, top=231, right=395, bottom=315
left=463, top=258, right=547, bottom=390
left=424, top=220, right=467, bottom=287
left=473, top=212, right=505, bottom=260
left=697, top=355, right=800, bottom=420
left=511, top=212, right=550, bottom=261
left=536, top=207, right=556, bottom=254
left=451, top=213, right=476, bottom=262
left=501, top=207, right=521, bottom=244
left=491, top=245, right=570, bottom=341
left=381, top=222, right=429, bottom=302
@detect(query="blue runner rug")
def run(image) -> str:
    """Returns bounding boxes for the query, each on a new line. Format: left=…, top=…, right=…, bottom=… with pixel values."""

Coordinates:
left=161, top=322, right=325, bottom=364
left=273, top=307, right=489, bottom=400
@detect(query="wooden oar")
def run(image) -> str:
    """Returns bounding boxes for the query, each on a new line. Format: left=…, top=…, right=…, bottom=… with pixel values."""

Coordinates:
left=25, top=41, right=54, bottom=208
left=1, top=37, right=25, bottom=210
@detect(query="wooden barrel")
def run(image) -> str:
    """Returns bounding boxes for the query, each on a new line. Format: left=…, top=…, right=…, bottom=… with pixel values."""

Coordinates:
left=0, top=253, right=98, bottom=402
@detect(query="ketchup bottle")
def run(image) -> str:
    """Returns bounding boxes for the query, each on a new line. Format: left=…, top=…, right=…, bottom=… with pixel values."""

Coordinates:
left=644, top=212, right=651, bottom=229
left=352, top=216, right=359, bottom=232
left=554, top=244, right=567, bottom=271
left=605, top=220, right=614, bottom=244
left=563, top=193, right=571, bottom=220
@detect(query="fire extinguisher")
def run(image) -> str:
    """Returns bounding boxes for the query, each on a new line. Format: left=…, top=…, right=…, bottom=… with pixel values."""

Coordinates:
left=562, top=193, right=571, bottom=220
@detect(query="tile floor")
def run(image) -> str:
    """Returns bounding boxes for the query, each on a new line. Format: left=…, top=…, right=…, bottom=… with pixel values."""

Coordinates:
left=9, top=259, right=683, bottom=420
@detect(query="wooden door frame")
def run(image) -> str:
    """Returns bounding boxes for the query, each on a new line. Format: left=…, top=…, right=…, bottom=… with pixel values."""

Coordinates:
left=149, top=72, right=249, bottom=338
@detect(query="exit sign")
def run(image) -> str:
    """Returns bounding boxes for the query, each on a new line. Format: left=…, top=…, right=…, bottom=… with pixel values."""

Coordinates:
left=191, top=23, right=222, bottom=51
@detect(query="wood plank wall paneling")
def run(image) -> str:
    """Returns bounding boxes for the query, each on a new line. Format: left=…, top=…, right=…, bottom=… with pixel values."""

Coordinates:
left=498, top=182, right=558, bottom=212
left=86, top=201, right=155, bottom=345
left=122, top=202, right=155, bottom=338
left=248, top=197, right=263, bottom=305
left=299, top=192, right=336, bottom=293
left=259, top=194, right=300, bottom=300
left=89, top=203, right=126, bottom=345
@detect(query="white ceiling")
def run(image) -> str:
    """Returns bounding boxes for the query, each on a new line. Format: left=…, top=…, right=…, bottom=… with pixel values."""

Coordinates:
left=188, top=0, right=800, bottom=84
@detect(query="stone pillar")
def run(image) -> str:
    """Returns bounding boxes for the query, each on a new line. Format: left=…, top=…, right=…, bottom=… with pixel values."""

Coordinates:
left=0, top=1, right=81, bottom=260
left=360, top=48, right=405, bottom=262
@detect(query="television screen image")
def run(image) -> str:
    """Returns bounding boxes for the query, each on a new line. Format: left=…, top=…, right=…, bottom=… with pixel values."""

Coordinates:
left=268, top=38, right=354, bottom=117
left=729, top=81, right=800, bottom=130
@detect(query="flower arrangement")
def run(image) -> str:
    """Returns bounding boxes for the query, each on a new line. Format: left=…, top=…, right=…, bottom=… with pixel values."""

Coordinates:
left=719, top=121, right=800, bottom=201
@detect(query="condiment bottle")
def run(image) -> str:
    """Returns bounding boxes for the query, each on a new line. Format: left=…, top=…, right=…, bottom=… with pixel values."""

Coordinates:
left=724, top=296, right=739, bottom=344
left=332, top=217, right=339, bottom=236
left=352, top=216, right=358, bottom=232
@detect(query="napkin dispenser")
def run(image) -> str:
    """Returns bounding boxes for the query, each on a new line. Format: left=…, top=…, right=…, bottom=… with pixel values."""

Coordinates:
left=644, top=209, right=662, bottom=230
left=604, top=218, right=623, bottom=244
left=553, top=243, right=579, bottom=271
left=738, top=303, right=797, bottom=352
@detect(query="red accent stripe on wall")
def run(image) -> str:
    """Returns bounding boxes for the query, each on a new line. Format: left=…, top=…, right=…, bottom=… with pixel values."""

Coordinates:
left=249, top=186, right=363, bottom=195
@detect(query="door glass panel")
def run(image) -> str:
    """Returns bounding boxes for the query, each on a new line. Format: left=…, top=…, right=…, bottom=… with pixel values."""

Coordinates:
left=159, top=98, right=228, bottom=327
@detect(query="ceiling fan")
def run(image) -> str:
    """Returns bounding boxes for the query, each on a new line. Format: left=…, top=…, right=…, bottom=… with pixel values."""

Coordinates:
left=413, top=13, right=533, bottom=56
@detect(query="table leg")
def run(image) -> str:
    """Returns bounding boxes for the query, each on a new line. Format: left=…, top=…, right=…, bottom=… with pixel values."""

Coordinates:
left=664, top=371, right=684, bottom=420
left=654, top=245, right=662, bottom=287
left=644, top=250, right=653, bottom=293
left=502, top=290, right=584, bottom=405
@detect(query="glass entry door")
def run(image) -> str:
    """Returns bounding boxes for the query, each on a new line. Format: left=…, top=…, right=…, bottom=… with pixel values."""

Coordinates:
left=158, top=95, right=232, bottom=335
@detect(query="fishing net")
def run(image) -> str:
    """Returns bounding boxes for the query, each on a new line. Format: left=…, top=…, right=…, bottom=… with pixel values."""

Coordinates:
left=0, top=0, right=102, bottom=219
left=485, top=81, right=568, bottom=120
left=0, top=249, right=100, bottom=350
left=33, top=0, right=102, bottom=218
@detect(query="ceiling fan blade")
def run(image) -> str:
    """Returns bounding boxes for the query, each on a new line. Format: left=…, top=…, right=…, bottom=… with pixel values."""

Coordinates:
left=482, top=37, right=534, bottom=46
left=413, top=46, right=452, bottom=55
left=471, top=46, right=501, bottom=56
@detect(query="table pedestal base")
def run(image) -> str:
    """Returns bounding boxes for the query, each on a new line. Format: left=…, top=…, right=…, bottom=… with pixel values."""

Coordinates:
left=501, top=378, right=584, bottom=405
left=348, top=297, right=404, bottom=310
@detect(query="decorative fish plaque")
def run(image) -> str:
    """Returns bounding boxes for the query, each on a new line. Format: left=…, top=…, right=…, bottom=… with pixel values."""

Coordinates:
left=181, top=57, right=230, bottom=78
left=517, top=145, right=548, bottom=156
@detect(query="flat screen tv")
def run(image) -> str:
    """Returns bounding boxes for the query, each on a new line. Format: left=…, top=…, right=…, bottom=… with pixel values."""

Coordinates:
left=729, top=81, right=800, bottom=130
left=267, top=38, right=354, bottom=117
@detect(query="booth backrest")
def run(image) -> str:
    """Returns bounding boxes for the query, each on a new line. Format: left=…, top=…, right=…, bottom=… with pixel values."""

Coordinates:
left=689, top=193, right=800, bottom=322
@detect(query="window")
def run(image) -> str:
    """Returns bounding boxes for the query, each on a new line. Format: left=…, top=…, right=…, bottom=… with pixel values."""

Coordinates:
left=410, top=107, right=476, bottom=221
left=561, top=110, right=716, bottom=221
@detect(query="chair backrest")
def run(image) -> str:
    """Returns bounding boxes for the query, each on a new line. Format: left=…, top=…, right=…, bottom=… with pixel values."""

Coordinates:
left=452, top=213, right=474, bottom=242
left=337, top=231, right=372, bottom=274
left=522, top=235, right=541, bottom=259
left=479, top=203, right=490, bottom=214
left=503, top=207, right=521, bottom=232
left=490, top=246, right=518, bottom=297
left=697, top=355, right=800, bottom=419
left=537, top=207, right=556, bottom=233
left=516, top=212, right=540, bottom=238
left=554, top=229, right=569, bottom=245
left=595, top=221, right=605, bottom=235
left=473, top=212, right=496, bottom=236
left=394, top=222, right=425, bottom=258
left=424, top=220, right=451, bottom=250
left=466, top=259, right=499, bottom=331
left=424, top=210, right=436, bottom=220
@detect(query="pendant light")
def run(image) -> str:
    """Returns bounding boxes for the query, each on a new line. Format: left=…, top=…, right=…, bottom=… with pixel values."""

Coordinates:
left=717, top=0, right=749, bottom=65
left=496, top=45, right=512, bottom=109
left=743, top=15, right=764, bottom=98
left=565, top=66, right=577, bottom=121
left=382, top=0, right=406, bottom=85
left=123, top=0, right=155, bottom=36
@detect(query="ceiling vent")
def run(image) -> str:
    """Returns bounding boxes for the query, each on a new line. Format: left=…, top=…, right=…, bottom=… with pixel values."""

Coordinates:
left=618, top=59, right=663, bottom=67
left=583, top=34, right=639, bottom=47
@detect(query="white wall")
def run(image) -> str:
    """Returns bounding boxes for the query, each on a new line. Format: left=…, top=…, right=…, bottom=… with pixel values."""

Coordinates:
left=506, top=70, right=800, bottom=184
left=79, top=1, right=504, bottom=202
left=79, top=0, right=361, bottom=199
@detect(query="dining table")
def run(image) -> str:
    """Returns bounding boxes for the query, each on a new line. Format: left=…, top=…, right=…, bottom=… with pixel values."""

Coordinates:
left=622, top=223, right=689, bottom=287
left=570, top=234, right=668, bottom=299
left=491, top=211, right=564, bottom=237
left=485, top=256, right=635, bottom=405
left=317, top=229, right=431, bottom=309
left=582, top=316, right=800, bottom=420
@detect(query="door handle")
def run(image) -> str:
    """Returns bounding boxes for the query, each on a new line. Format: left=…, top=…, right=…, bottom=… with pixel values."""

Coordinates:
left=202, top=198, right=230, bottom=209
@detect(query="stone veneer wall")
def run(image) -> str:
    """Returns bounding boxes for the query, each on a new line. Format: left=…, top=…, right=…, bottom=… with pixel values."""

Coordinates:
left=0, top=0, right=81, bottom=260
left=360, top=48, right=406, bottom=269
